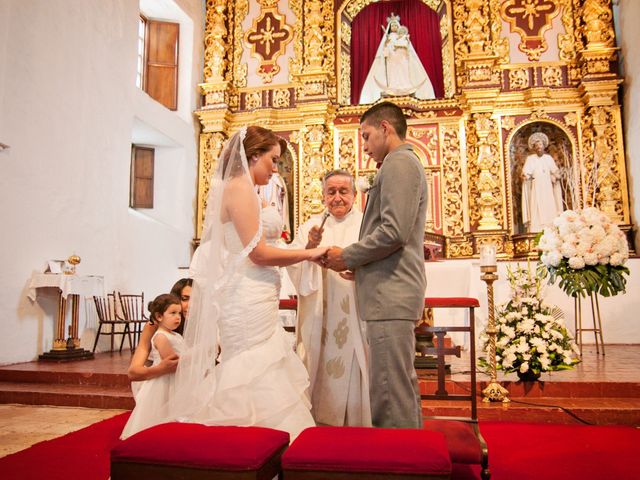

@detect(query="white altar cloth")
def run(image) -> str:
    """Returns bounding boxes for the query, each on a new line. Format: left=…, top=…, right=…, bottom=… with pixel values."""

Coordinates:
left=27, top=273, right=104, bottom=301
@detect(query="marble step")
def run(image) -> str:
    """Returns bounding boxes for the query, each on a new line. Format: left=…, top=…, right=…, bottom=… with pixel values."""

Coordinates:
left=0, top=381, right=133, bottom=410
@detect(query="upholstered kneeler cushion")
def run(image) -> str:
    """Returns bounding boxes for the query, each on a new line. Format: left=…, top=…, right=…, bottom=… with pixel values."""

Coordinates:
left=424, top=420, right=482, bottom=464
left=282, top=426, right=451, bottom=479
left=424, top=297, right=480, bottom=309
left=111, top=422, right=289, bottom=480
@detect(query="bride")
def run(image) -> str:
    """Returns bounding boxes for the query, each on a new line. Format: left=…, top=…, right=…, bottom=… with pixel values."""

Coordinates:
left=124, top=126, right=327, bottom=440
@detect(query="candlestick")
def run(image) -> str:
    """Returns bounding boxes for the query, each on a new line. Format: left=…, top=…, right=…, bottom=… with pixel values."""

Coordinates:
left=481, top=264, right=510, bottom=403
left=479, top=244, right=496, bottom=268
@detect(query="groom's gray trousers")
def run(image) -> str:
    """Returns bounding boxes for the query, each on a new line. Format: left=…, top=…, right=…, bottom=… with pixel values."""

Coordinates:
left=366, top=319, right=423, bottom=429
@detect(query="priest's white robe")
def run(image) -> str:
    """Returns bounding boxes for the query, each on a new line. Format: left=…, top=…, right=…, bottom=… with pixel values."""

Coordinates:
left=287, top=209, right=371, bottom=427
left=521, top=153, right=564, bottom=232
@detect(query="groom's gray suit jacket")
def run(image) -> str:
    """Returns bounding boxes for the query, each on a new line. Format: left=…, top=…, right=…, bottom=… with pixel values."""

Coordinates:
left=342, top=143, right=428, bottom=322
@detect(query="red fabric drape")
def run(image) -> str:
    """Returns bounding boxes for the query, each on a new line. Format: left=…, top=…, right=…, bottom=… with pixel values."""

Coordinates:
left=350, top=0, right=444, bottom=104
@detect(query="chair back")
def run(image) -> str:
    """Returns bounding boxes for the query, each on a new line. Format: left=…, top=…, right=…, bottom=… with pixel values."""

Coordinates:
left=93, top=291, right=119, bottom=323
left=118, top=292, right=147, bottom=322
left=420, top=297, right=490, bottom=479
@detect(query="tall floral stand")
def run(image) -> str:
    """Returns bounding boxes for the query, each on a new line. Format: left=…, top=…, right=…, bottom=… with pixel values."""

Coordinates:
left=574, top=293, right=605, bottom=356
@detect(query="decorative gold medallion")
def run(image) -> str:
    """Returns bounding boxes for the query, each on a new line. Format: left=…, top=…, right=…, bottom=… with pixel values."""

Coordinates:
left=244, top=3, right=293, bottom=83
left=501, top=0, right=559, bottom=61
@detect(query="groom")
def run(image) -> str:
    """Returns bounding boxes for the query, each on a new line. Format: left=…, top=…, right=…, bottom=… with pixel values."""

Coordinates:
left=324, top=101, right=428, bottom=429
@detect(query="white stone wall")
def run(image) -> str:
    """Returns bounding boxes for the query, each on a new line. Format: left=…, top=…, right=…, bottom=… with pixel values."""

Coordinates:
left=0, top=0, right=204, bottom=363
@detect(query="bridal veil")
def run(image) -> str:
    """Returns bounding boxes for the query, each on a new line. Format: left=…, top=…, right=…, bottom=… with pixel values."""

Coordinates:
left=168, top=127, right=263, bottom=420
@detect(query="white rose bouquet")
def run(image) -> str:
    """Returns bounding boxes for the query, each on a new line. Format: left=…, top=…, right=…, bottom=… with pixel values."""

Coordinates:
left=537, top=207, right=629, bottom=298
left=479, top=266, right=580, bottom=381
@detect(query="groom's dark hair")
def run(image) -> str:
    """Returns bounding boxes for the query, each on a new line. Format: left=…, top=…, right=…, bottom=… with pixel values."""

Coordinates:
left=360, top=101, right=407, bottom=139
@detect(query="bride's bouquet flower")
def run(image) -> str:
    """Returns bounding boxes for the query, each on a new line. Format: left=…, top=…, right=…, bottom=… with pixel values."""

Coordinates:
left=537, top=207, right=629, bottom=298
left=480, top=266, right=580, bottom=380
left=356, top=173, right=376, bottom=193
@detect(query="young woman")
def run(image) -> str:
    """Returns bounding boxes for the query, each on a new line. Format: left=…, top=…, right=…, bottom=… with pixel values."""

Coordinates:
left=162, top=126, right=327, bottom=440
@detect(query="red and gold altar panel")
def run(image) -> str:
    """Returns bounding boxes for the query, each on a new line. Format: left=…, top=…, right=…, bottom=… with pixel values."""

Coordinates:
left=194, top=0, right=632, bottom=259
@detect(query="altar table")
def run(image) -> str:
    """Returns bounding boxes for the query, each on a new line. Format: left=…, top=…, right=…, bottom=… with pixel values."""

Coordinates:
left=28, top=273, right=104, bottom=361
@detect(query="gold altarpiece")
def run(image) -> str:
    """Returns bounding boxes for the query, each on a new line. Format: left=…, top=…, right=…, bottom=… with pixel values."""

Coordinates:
left=195, top=0, right=632, bottom=259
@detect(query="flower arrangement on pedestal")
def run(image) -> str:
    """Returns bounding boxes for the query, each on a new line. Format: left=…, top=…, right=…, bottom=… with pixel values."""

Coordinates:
left=537, top=207, right=630, bottom=298
left=479, top=266, right=580, bottom=382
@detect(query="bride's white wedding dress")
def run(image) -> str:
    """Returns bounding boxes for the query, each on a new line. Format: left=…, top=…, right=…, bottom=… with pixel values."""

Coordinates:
left=185, top=205, right=314, bottom=439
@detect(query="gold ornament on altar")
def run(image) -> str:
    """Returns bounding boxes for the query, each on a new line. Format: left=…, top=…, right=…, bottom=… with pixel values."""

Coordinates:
left=64, top=255, right=81, bottom=275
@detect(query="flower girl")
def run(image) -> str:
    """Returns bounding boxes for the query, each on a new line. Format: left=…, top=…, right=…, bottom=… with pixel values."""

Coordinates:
left=120, top=294, right=184, bottom=439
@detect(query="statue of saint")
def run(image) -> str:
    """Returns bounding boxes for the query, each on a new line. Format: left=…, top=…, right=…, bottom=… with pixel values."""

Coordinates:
left=521, top=132, right=564, bottom=233
left=359, top=13, right=435, bottom=104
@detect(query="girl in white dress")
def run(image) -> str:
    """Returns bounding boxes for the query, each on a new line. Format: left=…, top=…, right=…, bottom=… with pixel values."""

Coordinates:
left=164, top=126, right=328, bottom=440
left=121, top=294, right=184, bottom=439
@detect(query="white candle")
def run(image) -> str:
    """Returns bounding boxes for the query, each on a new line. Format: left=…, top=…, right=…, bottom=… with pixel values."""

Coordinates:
left=479, top=244, right=497, bottom=267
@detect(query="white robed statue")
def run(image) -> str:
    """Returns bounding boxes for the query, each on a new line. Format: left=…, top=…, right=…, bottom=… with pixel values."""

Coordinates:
left=521, top=132, right=564, bottom=232
left=359, top=13, right=435, bottom=104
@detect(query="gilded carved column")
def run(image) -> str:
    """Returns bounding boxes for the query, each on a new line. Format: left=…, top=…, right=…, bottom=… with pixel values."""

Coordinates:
left=294, top=0, right=335, bottom=99
left=578, top=0, right=618, bottom=80
left=453, top=0, right=500, bottom=88
left=201, top=0, right=236, bottom=107
left=293, top=125, right=334, bottom=223
left=581, top=106, right=629, bottom=223
left=197, top=132, right=226, bottom=239
left=468, top=114, right=503, bottom=231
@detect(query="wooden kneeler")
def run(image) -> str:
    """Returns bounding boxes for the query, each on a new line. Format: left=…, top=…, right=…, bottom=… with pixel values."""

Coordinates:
left=111, top=423, right=289, bottom=480
left=282, top=426, right=452, bottom=479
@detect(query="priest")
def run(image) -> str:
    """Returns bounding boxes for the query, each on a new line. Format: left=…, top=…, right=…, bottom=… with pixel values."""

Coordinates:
left=287, top=169, right=371, bottom=427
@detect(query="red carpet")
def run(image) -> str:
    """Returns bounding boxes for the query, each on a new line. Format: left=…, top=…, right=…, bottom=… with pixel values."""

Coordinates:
left=477, top=421, right=640, bottom=480
left=0, top=412, right=130, bottom=480
left=1, top=415, right=638, bottom=479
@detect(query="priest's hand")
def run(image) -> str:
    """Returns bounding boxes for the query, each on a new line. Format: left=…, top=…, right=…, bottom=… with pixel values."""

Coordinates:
left=306, top=225, right=324, bottom=249
left=323, top=246, right=348, bottom=271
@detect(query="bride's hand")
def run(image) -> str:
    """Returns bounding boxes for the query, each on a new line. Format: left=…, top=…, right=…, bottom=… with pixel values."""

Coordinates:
left=306, top=246, right=329, bottom=262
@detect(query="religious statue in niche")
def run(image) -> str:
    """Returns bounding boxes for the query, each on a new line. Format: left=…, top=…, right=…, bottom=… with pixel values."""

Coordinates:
left=359, top=13, right=435, bottom=104
left=510, top=124, right=576, bottom=234
left=521, top=132, right=563, bottom=232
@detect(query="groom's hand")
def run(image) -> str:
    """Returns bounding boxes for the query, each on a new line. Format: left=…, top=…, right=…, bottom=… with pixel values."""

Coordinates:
left=324, top=246, right=347, bottom=271
left=339, top=270, right=355, bottom=281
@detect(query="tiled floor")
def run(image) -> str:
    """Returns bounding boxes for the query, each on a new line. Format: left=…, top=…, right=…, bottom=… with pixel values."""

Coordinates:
left=0, top=404, right=125, bottom=457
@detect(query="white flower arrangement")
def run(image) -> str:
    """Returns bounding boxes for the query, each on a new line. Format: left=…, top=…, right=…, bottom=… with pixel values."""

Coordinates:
left=537, top=207, right=629, bottom=297
left=356, top=173, right=376, bottom=193
left=480, top=266, right=580, bottom=380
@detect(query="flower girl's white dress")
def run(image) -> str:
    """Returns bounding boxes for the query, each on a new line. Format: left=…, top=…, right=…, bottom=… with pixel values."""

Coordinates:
left=120, top=330, right=185, bottom=439
left=186, top=205, right=314, bottom=439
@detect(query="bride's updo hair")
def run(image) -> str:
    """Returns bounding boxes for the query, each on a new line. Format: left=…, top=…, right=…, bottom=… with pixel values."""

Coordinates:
left=219, top=126, right=285, bottom=179
left=244, top=126, right=282, bottom=160
left=148, top=293, right=180, bottom=325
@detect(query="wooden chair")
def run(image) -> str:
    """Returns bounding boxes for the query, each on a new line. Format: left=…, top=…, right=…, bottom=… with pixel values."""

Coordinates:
left=91, top=291, right=133, bottom=353
left=118, top=292, right=148, bottom=349
left=421, top=297, right=490, bottom=480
